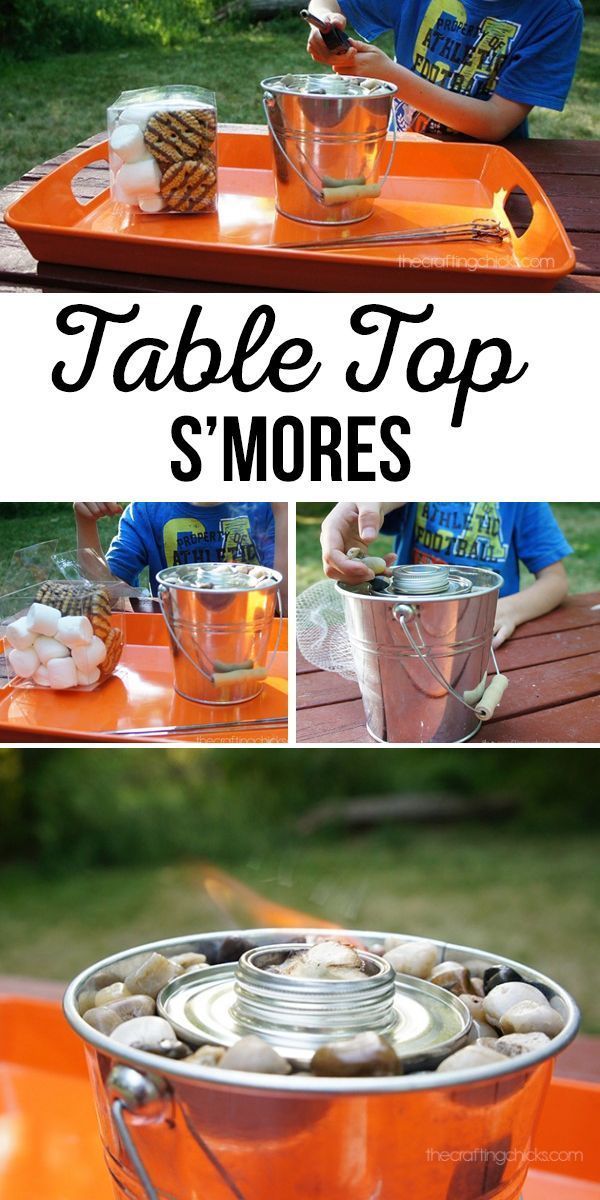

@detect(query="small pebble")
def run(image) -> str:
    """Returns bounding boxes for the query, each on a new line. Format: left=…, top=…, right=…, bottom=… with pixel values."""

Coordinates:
left=311, top=1032, right=398, bottom=1077
left=437, top=1044, right=506, bottom=1073
left=219, top=1036, right=292, bottom=1075
left=362, top=556, right=388, bottom=575
left=383, top=940, right=438, bottom=980
left=83, top=994, right=155, bottom=1034
left=499, top=1001, right=564, bottom=1037
left=494, top=1032, right=552, bottom=1058
left=132, top=1038, right=192, bottom=1059
left=370, top=576, right=390, bottom=593
left=171, top=952, right=208, bottom=971
left=186, top=1044, right=226, bottom=1068
left=95, top=982, right=130, bottom=1007
left=77, top=987, right=98, bottom=1016
left=112, top=1016, right=175, bottom=1047
left=124, top=952, right=183, bottom=999
left=429, top=961, right=471, bottom=996
left=279, top=941, right=364, bottom=981
left=483, top=982, right=546, bottom=1026
left=483, top=965, right=524, bottom=995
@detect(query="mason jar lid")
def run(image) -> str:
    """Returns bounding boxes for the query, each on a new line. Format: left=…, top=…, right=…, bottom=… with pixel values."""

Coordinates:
left=158, top=943, right=472, bottom=1069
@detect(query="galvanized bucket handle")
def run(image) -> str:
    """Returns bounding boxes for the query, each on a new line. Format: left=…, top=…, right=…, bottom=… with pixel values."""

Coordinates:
left=109, top=1065, right=249, bottom=1200
left=158, top=584, right=284, bottom=686
left=393, top=604, right=508, bottom=721
left=262, top=92, right=397, bottom=206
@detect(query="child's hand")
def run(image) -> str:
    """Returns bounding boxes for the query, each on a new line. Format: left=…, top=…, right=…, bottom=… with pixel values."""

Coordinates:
left=307, top=12, right=349, bottom=65
left=334, top=39, right=393, bottom=80
left=321, top=502, right=394, bottom=581
left=492, top=599, right=517, bottom=649
left=74, top=503, right=123, bottom=522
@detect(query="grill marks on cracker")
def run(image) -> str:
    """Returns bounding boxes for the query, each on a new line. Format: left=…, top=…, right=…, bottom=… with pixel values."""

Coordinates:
left=144, top=108, right=217, bottom=212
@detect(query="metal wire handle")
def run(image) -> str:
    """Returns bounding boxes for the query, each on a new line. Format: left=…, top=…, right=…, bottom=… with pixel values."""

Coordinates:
left=109, top=1066, right=170, bottom=1200
left=262, top=93, right=397, bottom=205
left=158, top=585, right=284, bottom=685
left=393, top=603, right=502, bottom=715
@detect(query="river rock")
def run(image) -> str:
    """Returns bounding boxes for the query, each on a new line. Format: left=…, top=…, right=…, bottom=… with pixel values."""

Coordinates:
left=429, top=961, right=471, bottom=995
left=311, top=1032, right=398, bottom=1077
left=383, top=940, right=438, bottom=980
left=78, top=987, right=98, bottom=1016
left=124, top=952, right=183, bottom=999
left=483, top=982, right=546, bottom=1025
left=112, top=1016, right=176, bottom=1046
left=84, top=994, right=155, bottom=1034
left=170, top=952, right=208, bottom=971
left=483, top=966, right=524, bottom=994
left=499, top=1001, right=564, bottom=1037
left=493, top=1032, right=552, bottom=1057
left=132, top=1038, right=192, bottom=1059
left=437, top=1044, right=507, bottom=1073
left=219, top=1036, right=292, bottom=1075
left=187, top=1044, right=227, bottom=1068
left=95, top=982, right=130, bottom=1007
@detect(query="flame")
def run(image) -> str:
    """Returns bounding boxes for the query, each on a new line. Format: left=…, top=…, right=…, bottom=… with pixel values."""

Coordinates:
left=197, top=864, right=335, bottom=930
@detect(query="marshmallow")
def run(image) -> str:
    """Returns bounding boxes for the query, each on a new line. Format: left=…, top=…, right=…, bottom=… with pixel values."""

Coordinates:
left=72, top=636, right=107, bottom=671
left=26, top=602, right=62, bottom=637
left=47, top=656, right=79, bottom=690
left=76, top=667, right=101, bottom=687
left=35, top=636, right=70, bottom=665
left=119, top=159, right=161, bottom=200
left=9, top=647, right=40, bottom=678
left=118, top=102, right=160, bottom=128
left=112, top=170, right=130, bottom=205
left=56, top=615, right=94, bottom=649
left=110, top=122, right=147, bottom=164
left=4, top=617, right=36, bottom=650
left=33, top=664, right=51, bottom=687
left=139, top=196, right=165, bottom=213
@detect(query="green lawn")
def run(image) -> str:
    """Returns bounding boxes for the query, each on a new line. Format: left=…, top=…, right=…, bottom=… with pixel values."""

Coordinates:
left=1, top=828, right=598, bottom=1031
left=296, top=503, right=600, bottom=593
left=1, top=13, right=598, bottom=187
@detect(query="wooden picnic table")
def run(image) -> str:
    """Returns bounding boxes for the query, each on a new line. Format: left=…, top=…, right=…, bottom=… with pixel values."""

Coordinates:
left=297, top=590, right=600, bottom=743
left=0, top=128, right=599, bottom=291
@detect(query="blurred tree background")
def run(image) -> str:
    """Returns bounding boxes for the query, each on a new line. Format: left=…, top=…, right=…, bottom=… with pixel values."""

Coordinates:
left=0, top=747, right=598, bottom=1031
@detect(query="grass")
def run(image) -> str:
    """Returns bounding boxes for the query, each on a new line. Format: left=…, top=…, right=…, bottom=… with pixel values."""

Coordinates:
left=296, top=503, right=600, bottom=593
left=1, top=827, right=598, bottom=1030
left=1, top=13, right=598, bottom=187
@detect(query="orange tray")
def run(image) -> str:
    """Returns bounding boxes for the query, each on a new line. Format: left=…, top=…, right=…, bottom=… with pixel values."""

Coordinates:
left=5, top=131, right=575, bottom=291
left=1, top=987, right=599, bottom=1200
left=0, top=612, right=288, bottom=744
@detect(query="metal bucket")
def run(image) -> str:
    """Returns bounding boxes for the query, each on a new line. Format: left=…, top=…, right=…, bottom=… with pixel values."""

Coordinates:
left=337, top=564, right=503, bottom=743
left=157, top=564, right=283, bottom=706
left=64, top=926, right=580, bottom=1200
left=261, top=75, right=397, bottom=225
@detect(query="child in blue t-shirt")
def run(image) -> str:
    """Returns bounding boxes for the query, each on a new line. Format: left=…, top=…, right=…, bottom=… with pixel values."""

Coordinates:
left=73, top=502, right=288, bottom=612
left=306, top=0, right=583, bottom=140
left=321, top=501, right=571, bottom=646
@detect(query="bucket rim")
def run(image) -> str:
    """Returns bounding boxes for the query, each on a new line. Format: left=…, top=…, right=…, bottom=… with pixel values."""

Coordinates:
left=336, top=566, right=504, bottom=602
left=260, top=74, right=398, bottom=99
left=64, top=926, right=580, bottom=1096
left=156, top=566, right=283, bottom=595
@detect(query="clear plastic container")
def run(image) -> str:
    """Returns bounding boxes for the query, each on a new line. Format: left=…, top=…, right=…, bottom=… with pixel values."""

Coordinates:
left=107, top=85, right=218, bottom=215
left=0, top=580, right=126, bottom=692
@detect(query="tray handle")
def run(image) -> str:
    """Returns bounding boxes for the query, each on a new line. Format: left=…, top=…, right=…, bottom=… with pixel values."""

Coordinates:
left=34, top=140, right=110, bottom=226
left=496, top=150, right=575, bottom=273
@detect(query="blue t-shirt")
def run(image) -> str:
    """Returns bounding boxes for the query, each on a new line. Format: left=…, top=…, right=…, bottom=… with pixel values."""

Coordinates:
left=338, top=0, right=583, bottom=137
left=381, top=502, right=571, bottom=596
left=106, top=503, right=276, bottom=595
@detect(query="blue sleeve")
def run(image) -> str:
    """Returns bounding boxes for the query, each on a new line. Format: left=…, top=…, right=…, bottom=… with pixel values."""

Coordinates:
left=105, top=504, right=150, bottom=586
left=339, top=0, right=399, bottom=42
left=496, top=2, right=583, bottom=111
left=258, top=505, right=276, bottom=568
left=514, top=504, right=572, bottom=576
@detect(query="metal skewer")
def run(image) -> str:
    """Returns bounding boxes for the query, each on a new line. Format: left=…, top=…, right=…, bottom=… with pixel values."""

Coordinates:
left=104, top=716, right=288, bottom=738
left=268, top=218, right=510, bottom=251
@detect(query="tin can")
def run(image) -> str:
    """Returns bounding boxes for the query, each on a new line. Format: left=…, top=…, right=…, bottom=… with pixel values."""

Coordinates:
left=64, top=927, right=579, bottom=1200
